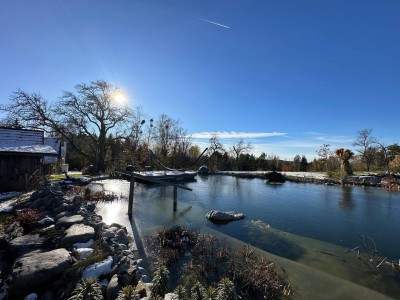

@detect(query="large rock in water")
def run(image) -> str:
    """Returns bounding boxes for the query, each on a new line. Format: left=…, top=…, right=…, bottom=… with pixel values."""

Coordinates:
left=265, top=171, right=286, bottom=183
left=206, top=210, right=245, bottom=222
left=11, top=248, right=72, bottom=289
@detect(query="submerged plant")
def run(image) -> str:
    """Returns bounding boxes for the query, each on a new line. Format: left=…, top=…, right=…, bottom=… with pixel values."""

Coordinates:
left=151, top=265, right=170, bottom=299
left=217, top=278, right=237, bottom=300
left=190, top=282, right=207, bottom=300
left=173, top=285, right=188, bottom=300
left=116, top=285, right=140, bottom=300
left=68, top=277, right=103, bottom=300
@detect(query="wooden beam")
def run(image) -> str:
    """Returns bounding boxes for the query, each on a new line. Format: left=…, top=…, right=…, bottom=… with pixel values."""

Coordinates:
left=115, top=170, right=193, bottom=191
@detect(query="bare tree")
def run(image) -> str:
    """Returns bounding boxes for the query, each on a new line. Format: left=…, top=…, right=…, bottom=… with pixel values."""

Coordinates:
left=353, top=129, right=378, bottom=172
left=230, top=139, right=252, bottom=170
left=317, top=144, right=331, bottom=172
left=208, top=133, right=225, bottom=156
left=0, top=80, right=134, bottom=172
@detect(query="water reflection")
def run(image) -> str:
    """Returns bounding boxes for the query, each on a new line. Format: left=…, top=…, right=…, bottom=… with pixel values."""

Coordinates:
left=338, top=186, right=354, bottom=210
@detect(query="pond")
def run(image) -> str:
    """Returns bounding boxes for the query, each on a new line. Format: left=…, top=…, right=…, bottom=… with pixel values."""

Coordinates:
left=93, top=175, right=400, bottom=299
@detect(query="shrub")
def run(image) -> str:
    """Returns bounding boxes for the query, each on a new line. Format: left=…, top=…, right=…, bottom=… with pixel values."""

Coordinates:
left=68, top=277, right=103, bottom=300
left=15, top=208, right=42, bottom=225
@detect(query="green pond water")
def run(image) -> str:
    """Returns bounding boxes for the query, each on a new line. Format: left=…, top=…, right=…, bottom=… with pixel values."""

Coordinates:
left=92, top=176, right=400, bottom=299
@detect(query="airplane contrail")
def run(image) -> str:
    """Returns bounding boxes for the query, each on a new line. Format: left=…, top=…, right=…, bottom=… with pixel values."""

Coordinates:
left=198, top=18, right=230, bottom=29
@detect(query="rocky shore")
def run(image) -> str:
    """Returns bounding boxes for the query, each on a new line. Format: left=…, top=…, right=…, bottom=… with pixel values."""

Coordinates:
left=0, top=185, right=154, bottom=300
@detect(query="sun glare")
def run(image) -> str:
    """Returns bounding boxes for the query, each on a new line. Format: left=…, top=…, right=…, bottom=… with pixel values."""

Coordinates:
left=113, top=91, right=127, bottom=106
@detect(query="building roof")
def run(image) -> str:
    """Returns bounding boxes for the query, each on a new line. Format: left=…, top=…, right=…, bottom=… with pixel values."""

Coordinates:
left=0, top=127, right=57, bottom=156
left=0, top=127, right=44, bottom=147
left=0, top=145, right=58, bottom=156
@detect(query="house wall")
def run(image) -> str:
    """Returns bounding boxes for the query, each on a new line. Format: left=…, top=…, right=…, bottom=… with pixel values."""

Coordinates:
left=0, top=155, right=42, bottom=192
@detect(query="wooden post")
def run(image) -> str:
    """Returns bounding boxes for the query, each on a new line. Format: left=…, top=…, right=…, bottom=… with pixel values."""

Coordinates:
left=128, top=176, right=135, bottom=218
left=173, top=186, right=177, bottom=212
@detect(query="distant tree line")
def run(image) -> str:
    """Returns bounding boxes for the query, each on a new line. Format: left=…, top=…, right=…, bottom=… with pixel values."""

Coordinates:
left=1, top=81, right=399, bottom=175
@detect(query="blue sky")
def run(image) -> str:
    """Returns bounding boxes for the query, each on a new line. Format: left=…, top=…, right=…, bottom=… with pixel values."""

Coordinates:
left=1, top=0, right=399, bottom=160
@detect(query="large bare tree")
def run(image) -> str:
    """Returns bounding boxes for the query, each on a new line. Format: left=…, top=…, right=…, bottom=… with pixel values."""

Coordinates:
left=1, top=80, right=133, bottom=172
left=230, top=139, right=252, bottom=170
left=353, top=129, right=378, bottom=172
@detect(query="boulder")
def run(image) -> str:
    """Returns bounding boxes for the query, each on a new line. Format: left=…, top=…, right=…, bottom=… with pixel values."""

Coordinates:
left=11, top=248, right=72, bottom=289
left=60, top=224, right=95, bottom=247
left=265, top=171, right=286, bottom=183
left=8, top=234, right=45, bottom=258
left=56, top=214, right=84, bottom=228
left=105, top=274, right=122, bottom=300
left=206, top=210, right=245, bottom=222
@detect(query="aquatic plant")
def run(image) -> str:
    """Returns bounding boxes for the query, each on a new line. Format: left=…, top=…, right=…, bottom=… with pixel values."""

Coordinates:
left=190, top=282, right=208, bottom=300
left=68, top=277, right=103, bottom=300
left=151, top=265, right=170, bottom=299
left=217, top=278, right=237, bottom=300
left=85, top=191, right=117, bottom=202
left=116, top=285, right=140, bottom=300
left=149, top=226, right=290, bottom=299
left=173, top=285, right=188, bottom=300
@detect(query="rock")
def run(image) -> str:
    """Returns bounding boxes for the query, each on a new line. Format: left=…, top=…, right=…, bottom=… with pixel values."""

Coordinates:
left=56, top=214, right=84, bottom=228
left=8, top=234, right=45, bottom=258
left=73, top=195, right=84, bottom=205
left=24, top=293, right=38, bottom=300
left=135, top=282, right=149, bottom=298
left=197, top=165, right=209, bottom=175
left=11, top=248, right=72, bottom=289
left=105, top=274, right=122, bottom=300
left=206, top=210, right=245, bottom=222
left=73, top=248, right=94, bottom=260
left=164, top=293, right=178, bottom=300
left=265, top=171, right=286, bottom=183
left=102, top=229, right=116, bottom=240
left=38, top=216, right=54, bottom=225
left=60, top=224, right=95, bottom=247
left=115, top=229, right=129, bottom=245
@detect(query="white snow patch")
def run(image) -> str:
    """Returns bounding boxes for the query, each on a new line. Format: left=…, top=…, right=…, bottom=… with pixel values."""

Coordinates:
left=73, top=248, right=94, bottom=260
left=82, top=256, right=113, bottom=280
left=0, top=192, right=20, bottom=201
left=73, top=239, right=94, bottom=249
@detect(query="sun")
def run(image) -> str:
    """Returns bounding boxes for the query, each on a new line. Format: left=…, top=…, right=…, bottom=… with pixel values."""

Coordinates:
left=113, top=91, right=127, bottom=106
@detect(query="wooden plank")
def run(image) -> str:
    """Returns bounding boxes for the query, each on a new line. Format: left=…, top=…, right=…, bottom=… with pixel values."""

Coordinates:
left=115, top=170, right=193, bottom=191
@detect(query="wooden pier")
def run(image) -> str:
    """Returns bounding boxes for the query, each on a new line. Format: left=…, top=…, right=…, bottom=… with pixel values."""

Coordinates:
left=115, top=169, right=193, bottom=217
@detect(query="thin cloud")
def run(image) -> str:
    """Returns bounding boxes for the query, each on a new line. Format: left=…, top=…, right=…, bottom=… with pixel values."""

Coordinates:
left=198, top=18, right=230, bottom=29
left=191, top=131, right=287, bottom=139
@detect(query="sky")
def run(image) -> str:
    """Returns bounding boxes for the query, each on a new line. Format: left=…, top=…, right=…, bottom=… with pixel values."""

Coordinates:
left=0, top=0, right=399, bottom=160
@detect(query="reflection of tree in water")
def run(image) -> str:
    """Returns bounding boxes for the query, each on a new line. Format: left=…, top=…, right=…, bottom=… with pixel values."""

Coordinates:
left=245, top=220, right=305, bottom=260
left=338, top=186, right=354, bottom=210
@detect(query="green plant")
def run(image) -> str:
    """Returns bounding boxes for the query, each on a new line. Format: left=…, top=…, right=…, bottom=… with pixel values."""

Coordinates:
left=151, top=265, right=169, bottom=299
left=173, top=285, right=188, bottom=300
left=190, top=282, right=207, bottom=300
left=68, top=277, right=103, bottom=300
left=217, top=278, right=237, bottom=300
left=84, top=188, right=91, bottom=199
left=116, top=285, right=140, bottom=300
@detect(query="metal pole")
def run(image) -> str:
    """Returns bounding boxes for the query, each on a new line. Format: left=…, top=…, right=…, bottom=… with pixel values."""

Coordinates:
left=128, top=176, right=135, bottom=218
left=173, top=186, right=177, bottom=212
